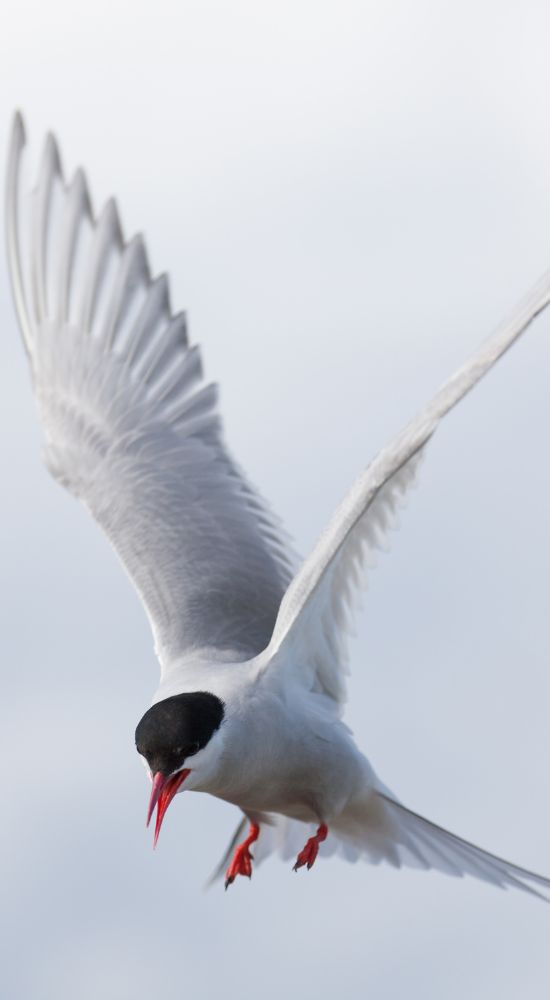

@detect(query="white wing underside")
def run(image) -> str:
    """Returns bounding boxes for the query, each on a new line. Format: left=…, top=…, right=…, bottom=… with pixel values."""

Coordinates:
left=6, top=114, right=295, bottom=669
left=262, top=268, right=550, bottom=704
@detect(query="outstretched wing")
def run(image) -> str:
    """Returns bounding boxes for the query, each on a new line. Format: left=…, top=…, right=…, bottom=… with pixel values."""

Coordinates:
left=260, top=268, right=550, bottom=702
left=6, top=113, right=294, bottom=670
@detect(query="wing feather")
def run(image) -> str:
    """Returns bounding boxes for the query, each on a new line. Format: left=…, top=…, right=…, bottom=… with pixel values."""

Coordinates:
left=99, top=234, right=149, bottom=349
left=79, top=198, right=124, bottom=332
left=56, top=169, right=92, bottom=324
left=6, top=114, right=295, bottom=672
left=263, top=269, right=550, bottom=703
left=32, top=132, right=61, bottom=321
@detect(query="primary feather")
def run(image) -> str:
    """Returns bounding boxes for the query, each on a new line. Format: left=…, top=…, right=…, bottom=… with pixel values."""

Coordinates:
left=6, top=112, right=295, bottom=670
left=263, top=270, right=550, bottom=703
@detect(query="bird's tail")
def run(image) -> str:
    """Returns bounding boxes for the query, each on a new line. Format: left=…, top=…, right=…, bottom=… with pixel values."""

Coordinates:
left=210, top=791, right=550, bottom=901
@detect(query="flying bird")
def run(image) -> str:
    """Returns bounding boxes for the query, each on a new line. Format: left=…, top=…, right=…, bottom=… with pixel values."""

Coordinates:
left=6, top=112, right=550, bottom=897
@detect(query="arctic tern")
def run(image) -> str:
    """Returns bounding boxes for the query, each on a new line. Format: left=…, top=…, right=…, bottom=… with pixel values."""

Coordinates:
left=7, top=112, right=550, bottom=896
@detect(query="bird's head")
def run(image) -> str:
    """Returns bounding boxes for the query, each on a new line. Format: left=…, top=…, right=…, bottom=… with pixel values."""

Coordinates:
left=135, top=691, right=225, bottom=846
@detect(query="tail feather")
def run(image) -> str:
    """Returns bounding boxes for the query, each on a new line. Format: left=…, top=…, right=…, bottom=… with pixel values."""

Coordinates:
left=376, top=793, right=550, bottom=901
left=210, top=794, right=550, bottom=902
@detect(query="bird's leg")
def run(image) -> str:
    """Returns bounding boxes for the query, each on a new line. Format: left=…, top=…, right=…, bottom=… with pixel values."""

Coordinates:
left=224, top=822, right=260, bottom=889
left=293, top=823, right=328, bottom=872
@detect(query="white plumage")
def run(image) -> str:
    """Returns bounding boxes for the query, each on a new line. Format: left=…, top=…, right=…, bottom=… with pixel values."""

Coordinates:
left=7, top=113, right=294, bottom=669
left=7, top=112, right=550, bottom=899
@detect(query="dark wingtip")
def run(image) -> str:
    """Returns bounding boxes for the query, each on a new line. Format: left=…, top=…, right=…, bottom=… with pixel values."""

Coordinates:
left=11, top=110, right=26, bottom=146
left=44, top=130, right=63, bottom=178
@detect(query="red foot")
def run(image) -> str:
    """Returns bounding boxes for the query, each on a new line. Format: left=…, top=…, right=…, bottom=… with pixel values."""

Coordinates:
left=225, top=823, right=260, bottom=889
left=293, top=823, right=328, bottom=872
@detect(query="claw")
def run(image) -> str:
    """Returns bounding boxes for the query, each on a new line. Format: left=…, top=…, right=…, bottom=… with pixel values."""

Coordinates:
left=293, top=823, right=328, bottom=873
left=224, top=822, right=260, bottom=889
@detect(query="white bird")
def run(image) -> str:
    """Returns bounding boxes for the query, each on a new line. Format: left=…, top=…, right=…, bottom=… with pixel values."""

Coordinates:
left=7, top=111, right=550, bottom=897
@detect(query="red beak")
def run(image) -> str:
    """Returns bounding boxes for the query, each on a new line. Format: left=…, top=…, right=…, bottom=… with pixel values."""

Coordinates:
left=146, top=769, right=190, bottom=847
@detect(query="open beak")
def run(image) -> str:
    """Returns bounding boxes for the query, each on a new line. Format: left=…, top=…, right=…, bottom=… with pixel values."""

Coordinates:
left=146, top=769, right=190, bottom=847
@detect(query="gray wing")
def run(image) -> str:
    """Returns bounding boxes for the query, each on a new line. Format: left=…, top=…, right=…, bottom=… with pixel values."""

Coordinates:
left=261, top=266, right=550, bottom=702
left=6, top=113, right=294, bottom=670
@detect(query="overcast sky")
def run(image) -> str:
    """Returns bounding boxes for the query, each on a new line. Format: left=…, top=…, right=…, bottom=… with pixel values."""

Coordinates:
left=2, top=2, right=550, bottom=998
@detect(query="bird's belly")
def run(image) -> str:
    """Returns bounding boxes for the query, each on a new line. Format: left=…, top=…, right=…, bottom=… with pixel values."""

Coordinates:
left=202, top=730, right=366, bottom=822
left=210, top=784, right=322, bottom=824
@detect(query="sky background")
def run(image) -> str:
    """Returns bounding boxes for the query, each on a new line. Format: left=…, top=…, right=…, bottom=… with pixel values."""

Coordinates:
left=2, top=2, right=550, bottom=997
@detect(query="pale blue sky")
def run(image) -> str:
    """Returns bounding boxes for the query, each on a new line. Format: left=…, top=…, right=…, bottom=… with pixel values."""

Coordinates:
left=2, top=2, right=550, bottom=998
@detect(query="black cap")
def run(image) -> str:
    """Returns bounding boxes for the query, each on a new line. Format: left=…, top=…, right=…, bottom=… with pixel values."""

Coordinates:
left=135, top=691, right=225, bottom=776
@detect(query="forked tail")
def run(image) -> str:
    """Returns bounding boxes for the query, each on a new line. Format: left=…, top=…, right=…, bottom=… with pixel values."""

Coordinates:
left=210, top=791, right=550, bottom=901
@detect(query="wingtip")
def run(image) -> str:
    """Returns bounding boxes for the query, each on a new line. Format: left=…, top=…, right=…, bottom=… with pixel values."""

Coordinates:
left=11, top=109, right=26, bottom=148
left=43, top=129, right=63, bottom=180
left=103, top=196, right=124, bottom=247
left=6, top=109, right=34, bottom=355
left=129, top=231, right=151, bottom=280
left=72, top=165, right=93, bottom=219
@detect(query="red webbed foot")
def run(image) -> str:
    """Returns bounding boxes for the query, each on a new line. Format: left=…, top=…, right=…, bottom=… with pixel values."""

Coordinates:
left=293, top=823, right=328, bottom=872
left=225, top=822, right=260, bottom=889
